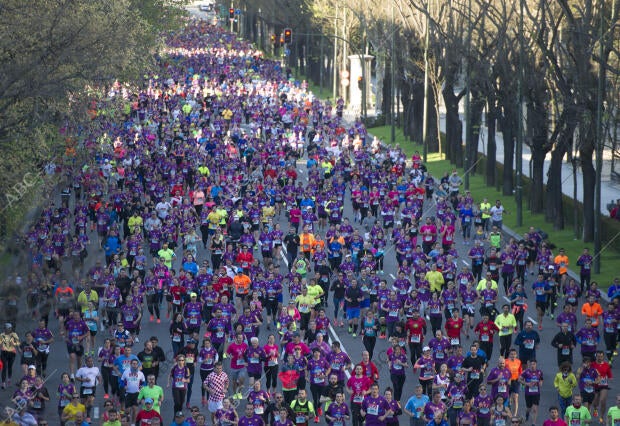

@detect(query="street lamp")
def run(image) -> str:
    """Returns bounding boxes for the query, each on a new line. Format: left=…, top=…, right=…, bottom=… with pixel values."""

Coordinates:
left=515, top=0, right=524, bottom=227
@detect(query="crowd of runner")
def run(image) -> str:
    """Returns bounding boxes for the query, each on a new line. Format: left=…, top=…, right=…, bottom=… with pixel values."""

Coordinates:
left=1, top=17, right=620, bottom=426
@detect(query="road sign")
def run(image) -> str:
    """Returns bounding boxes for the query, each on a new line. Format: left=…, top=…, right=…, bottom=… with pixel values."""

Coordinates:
left=341, top=78, right=350, bottom=87
left=340, top=70, right=349, bottom=79
left=235, top=8, right=241, bottom=15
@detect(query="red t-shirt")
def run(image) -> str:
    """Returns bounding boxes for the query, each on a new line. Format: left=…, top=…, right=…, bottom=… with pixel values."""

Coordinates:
left=445, top=318, right=464, bottom=339
left=592, top=361, right=613, bottom=388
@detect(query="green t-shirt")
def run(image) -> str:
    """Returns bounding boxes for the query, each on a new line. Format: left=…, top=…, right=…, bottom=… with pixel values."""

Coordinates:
left=608, top=406, right=620, bottom=425
left=157, top=248, right=175, bottom=269
left=565, top=405, right=591, bottom=426
left=137, top=385, right=164, bottom=413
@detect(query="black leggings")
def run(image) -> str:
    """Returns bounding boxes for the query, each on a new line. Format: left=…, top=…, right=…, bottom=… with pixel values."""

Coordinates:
left=101, top=365, right=113, bottom=394
left=310, top=383, right=325, bottom=408
left=363, top=335, right=376, bottom=360
left=300, top=313, right=311, bottom=331
left=351, top=403, right=364, bottom=426
left=265, top=299, right=278, bottom=319
left=409, top=343, right=423, bottom=365
left=186, top=370, right=195, bottom=403
left=172, top=388, right=186, bottom=413
left=420, top=379, right=433, bottom=397
left=264, top=365, right=279, bottom=389
left=604, top=332, right=617, bottom=360
left=283, top=389, right=297, bottom=406
left=147, top=294, right=160, bottom=319
left=391, top=373, right=405, bottom=401
left=37, top=351, right=49, bottom=375
left=110, top=374, right=121, bottom=397
left=0, top=351, right=16, bottom=382
left=430, top=316, right=442, bottom=335
left=107, top=308, right=119, bottom=326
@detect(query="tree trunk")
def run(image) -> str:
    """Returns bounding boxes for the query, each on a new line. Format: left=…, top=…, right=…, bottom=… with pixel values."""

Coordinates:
left=467, top=90, right=484, bottom=176
left=409, top=81, right=424, bottom=144
left=426, top=83, right=439, bottom=153
left=441, top=84, right=463, bottom=166
left=527, top=99, right=548, bottom=214
left=530, top=149, right=546, bottom=213
left=544, top=121, right=574, bottom=230
left=486, top=99, right=498, bottom=187
left=580, top=124, right=596, bottom=242
left=500, top=104, right=516, bottom=196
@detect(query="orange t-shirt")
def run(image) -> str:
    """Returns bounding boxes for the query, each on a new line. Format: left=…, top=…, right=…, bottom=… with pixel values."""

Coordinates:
left=233, top=274, right=251, bottom=295
left=554, top=254, right=569, bottom=274
left=581, top=302, right=603, bottom=326
left=505, top=358, right=522, bottom=381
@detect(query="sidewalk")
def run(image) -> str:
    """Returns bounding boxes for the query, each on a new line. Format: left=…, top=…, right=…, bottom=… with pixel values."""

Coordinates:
left=437, top=113, right=620, bottom=216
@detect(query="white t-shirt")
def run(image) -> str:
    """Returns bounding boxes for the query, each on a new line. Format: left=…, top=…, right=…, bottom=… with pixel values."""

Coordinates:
left=121, top=369, right=145, bottom=393
left=490, top=205, right=505, bottom=222
left=76, top=366, right=100, bottom=388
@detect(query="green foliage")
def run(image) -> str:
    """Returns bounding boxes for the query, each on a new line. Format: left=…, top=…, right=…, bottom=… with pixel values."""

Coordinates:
left=0, top=0, right=188, bottom=248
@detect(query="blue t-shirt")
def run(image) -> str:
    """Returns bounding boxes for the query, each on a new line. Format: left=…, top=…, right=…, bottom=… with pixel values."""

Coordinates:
left=405, top=395, right=429, bottom=419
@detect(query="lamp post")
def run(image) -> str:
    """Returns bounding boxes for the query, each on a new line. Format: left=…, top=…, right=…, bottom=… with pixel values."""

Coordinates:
left=332, top=5, right=339, bottom=100
left=422, top=0, right=430, bottom=163
left=391, top=0, right=396, bottom=143
left=463, top=0, right=472, bottom=190
left=594, top=0, right=606, bottom=273
left=515, top=0, right=524, bottom=227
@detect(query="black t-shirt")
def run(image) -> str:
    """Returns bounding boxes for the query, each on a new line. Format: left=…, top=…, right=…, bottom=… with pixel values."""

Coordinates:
left=345, top=286, right=362, bottom=308
left=330, top=280, right=346, bottom=299
left=284, top=234, right=300, bottom=253
left=461, top=356, right=486, bottom=379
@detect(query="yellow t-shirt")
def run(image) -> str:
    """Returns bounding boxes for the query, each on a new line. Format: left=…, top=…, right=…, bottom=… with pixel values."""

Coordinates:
left=476, top=279, right=499, bottom=292
left=306, top=285, right=324, bottom=302
left=261, top=206, right=275, bottom=223
left=127, top=216, right=143, bottom=231
left=77, top=291, right=99, bottom=312
left=295, top=295, right=317, bottom=313
left=494, top=314, right=517, bottom=336
left=62, top=403, right=86, bottom=421
left=480, top=202, right=491, bottom=219
left=426, top=271, right=445, bottom=293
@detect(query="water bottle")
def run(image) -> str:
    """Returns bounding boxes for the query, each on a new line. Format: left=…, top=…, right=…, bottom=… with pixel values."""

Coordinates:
left=93, top=407, right=100, bottom=419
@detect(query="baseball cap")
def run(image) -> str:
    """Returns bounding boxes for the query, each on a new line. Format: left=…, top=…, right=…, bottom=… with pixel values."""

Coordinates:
left=190, top=292, right=197, bottom=298
left=175, top=411, right=184, bottom=417
left=28, top=365, right=36, bottom=370
left=144, top=398, right=154, bottom=404
left=423, top=346, right=431, bottom=352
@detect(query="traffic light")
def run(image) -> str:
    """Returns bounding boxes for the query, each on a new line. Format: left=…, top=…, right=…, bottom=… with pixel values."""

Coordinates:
left=280, top=35, right=285, bottom=45
left=357, top=76, right=363, bottom=90
left=270, top=34, right=276, bottom=44
left=284, top=28, right=292, bottom=44
left=229, top=8, right=234, bottom=19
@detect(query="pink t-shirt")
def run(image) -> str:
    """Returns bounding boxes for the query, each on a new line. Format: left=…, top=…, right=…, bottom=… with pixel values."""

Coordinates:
left=346, top=376, right=372, bottom=404
left=226, top=342, right=248, bottom=370
left=543, top=420, right=568, bottom=426
left=263, top=344, right=279, bottom=367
